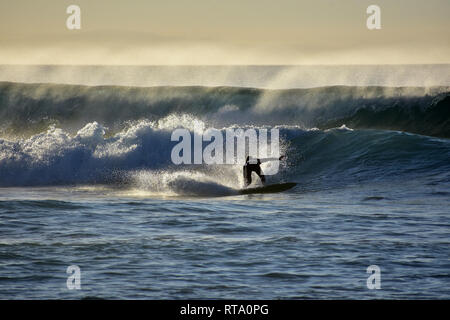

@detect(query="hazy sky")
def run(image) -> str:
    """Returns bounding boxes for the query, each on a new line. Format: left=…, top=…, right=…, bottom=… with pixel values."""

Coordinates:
left=0, top=0, right=449, bottom=64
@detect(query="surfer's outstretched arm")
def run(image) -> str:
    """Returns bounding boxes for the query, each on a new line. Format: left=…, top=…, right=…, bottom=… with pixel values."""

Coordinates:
left=259, top=155, right=285, bottom=163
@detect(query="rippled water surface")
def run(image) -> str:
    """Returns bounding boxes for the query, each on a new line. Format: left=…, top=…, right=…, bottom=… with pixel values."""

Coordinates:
left=1, top=177, right=449, bottom=299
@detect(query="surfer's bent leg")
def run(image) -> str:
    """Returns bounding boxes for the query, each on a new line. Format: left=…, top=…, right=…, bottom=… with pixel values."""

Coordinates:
left=255, top=166, right=266, bottom=185
left=243, top=165, right=252, bottom=186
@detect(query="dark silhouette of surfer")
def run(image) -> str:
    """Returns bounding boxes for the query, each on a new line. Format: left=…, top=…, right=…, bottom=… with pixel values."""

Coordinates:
left=243, top=155, right=285, bottom=187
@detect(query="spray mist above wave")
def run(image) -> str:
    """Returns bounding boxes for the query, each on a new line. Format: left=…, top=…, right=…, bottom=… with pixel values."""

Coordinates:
left=1, top=65, right=449, bottom=88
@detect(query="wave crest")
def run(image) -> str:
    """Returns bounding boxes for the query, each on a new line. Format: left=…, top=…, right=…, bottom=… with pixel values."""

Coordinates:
left=1, top=82, right=449, bottom=138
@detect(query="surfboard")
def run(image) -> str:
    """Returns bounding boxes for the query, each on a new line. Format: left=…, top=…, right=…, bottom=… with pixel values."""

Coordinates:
left=239, top=182, right=297, bottom=195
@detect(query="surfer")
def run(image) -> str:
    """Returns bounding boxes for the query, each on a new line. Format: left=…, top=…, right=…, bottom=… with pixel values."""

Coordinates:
left=243, top=155, right=285, bottom=187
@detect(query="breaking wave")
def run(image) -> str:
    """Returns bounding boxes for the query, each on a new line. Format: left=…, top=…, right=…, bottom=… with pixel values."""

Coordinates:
left=1, top=117, right=449, bottom=196
left=0, top=81, right=449, bottom=195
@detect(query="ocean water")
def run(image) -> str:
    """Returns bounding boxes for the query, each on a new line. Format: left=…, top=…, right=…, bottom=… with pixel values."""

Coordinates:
left=0, top=65, right=449, bottom=299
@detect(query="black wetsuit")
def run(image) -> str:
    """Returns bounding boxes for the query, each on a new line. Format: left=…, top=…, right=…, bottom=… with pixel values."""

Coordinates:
left=243, top=157, right=265, bottom=187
